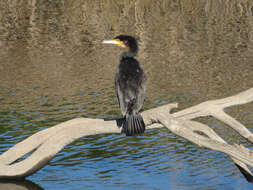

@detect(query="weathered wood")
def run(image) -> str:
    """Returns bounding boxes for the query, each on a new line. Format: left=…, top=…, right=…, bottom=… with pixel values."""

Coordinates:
left=172, top=88, right=253, bottom=141
left=0, top=88, right=252, bottom=181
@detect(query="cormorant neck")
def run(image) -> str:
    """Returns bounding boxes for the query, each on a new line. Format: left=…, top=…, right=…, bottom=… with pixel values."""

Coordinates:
left=120, top=45, right=138, bottom=59
left=120, top=51, right=137, bottom=59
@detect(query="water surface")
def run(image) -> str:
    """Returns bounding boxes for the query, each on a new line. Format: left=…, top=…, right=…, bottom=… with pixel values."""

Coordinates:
left=0, top=0, right=253, bottom=189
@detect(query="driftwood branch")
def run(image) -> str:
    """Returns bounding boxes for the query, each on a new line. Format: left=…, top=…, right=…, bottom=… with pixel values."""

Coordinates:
left=0, top=88, right=253, bottom=181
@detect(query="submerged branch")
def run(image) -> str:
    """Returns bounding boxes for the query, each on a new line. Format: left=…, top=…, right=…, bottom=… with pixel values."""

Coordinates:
left=0, top=88, right=252, bottom=181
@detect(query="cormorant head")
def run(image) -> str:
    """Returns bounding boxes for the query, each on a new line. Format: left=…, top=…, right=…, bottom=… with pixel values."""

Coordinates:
left=103, top=35, right=138, bottom=56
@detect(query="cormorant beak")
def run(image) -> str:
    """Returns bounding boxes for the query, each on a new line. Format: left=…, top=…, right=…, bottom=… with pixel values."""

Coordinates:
left=102, top=39, right=126, bottom=48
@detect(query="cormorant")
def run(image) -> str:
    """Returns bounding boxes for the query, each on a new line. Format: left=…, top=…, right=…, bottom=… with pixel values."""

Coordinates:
left=103, top=35, right=146, bottom=136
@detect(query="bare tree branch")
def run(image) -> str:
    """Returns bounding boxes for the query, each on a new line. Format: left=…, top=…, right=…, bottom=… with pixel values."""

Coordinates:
left=172, top=88, right=253, bottom=142
left=0, top=88, right=252, bottom=181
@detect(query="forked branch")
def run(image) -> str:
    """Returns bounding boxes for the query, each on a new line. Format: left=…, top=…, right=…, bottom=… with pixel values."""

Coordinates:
left=0, top=88, right=252, bottom=181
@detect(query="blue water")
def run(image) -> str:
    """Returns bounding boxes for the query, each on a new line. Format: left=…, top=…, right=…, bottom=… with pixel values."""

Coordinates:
left=29, top=132, right=252, bottom=190
left=0, top=88, right=252, bottom=190
left=0, top=0, right=253, bottom=189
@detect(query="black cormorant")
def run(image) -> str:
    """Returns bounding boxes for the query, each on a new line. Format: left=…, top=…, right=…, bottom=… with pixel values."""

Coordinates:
left=103, top=35, right=146, bottom=136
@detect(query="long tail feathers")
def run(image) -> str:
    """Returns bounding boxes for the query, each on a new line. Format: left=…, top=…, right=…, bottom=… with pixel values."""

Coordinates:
left=122, top=113, right=145, bottom=136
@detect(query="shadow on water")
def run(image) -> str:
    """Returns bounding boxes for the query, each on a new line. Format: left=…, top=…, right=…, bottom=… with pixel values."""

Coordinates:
left=0, top=0, right=253, bottom=189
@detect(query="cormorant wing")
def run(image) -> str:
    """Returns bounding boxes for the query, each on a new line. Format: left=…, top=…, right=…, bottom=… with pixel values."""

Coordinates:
left=115, top=72, right=128, bottom=116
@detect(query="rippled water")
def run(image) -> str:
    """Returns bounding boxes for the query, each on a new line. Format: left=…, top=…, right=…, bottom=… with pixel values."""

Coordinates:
left=0, top=0, right=253, bottom=189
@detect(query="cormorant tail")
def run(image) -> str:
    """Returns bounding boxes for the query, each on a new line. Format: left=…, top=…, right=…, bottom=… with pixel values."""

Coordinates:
left=122, top=113, right=145, bottom=136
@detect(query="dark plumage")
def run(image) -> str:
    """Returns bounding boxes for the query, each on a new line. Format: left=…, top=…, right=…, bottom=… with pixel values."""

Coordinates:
left=103, top=35, right=146, bottom=136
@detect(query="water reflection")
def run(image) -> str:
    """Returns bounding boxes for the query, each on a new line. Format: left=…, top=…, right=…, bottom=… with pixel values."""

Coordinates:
left=0, top=179, right=44, bottom=190
left=0, top=0, right=252, bottom=100
left=0, top=0, right=253, bottom=189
